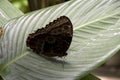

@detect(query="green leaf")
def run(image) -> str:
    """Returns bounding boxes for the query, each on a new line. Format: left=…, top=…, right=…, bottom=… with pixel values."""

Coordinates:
left=0, top=0, right=120, bottom=80
left=0, top=0, right=23, bottom=26
left=0, top=0, right=23, bottom=75
left=0, top=76, right=3, bottom=80
left=80, top=74, right=100, bottom=80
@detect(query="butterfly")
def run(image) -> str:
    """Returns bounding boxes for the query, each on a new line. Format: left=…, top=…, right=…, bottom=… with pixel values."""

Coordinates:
left=26, top=16, right=73, bottom=57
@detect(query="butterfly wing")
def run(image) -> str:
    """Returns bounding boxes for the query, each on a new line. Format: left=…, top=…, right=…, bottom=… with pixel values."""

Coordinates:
left=26, top=16, right=73, bottom=57
left=43, top=16, right=73, bottom=57
left=46, top=16, right=73, bottom=35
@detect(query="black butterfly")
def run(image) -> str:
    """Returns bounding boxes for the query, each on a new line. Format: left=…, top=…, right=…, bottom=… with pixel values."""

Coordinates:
left=26, top=16, right=73, bottom=57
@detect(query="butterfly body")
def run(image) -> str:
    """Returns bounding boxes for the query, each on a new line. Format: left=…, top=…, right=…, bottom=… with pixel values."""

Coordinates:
left=26, top=16, right=73, bottom=57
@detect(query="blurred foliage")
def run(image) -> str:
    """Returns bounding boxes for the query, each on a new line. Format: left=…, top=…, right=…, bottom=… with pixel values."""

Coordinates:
left=9, top=0, right=29, bottom=13
left=28, top=0, right=68, bottom=11
left=9, top=0, right=69, bottom=13
left=80, top=74, right=100, bottom=80
left=0, top=76, right=3, bottom=80
left=47, top=0, right=67, bottom=6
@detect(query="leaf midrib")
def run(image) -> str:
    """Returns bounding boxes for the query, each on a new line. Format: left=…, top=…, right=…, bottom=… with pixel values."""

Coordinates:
left=0, top=51, right=29, bottom=71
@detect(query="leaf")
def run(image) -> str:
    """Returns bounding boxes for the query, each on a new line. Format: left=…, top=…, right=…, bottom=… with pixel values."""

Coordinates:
left=0, top=0, right=23, bottom=26
left=0, top=76, right=3, bottom=80
left=0, top=0, right=120, bottom=80
left=0, top=0, right=23, bottom=74
left=80, top=74, right=100, bottom=80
